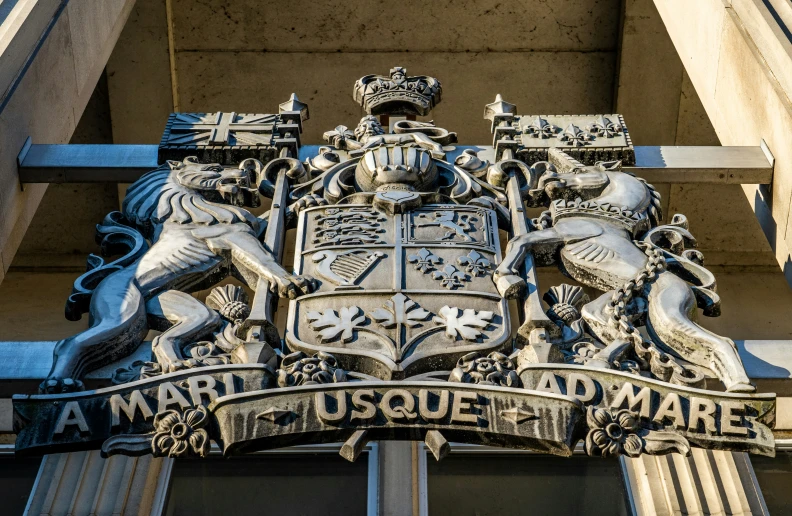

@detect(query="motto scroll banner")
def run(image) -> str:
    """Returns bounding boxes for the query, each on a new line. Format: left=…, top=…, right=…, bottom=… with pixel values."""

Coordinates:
left=13, top=365, right=274, bottom=457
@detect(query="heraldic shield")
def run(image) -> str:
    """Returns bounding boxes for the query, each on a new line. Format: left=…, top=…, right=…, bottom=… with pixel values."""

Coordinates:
left=286, top=203, right=510, bottom=379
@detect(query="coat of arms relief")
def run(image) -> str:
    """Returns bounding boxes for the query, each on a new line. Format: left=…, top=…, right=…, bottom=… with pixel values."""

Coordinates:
left=13, top=67, right=775, bottom=462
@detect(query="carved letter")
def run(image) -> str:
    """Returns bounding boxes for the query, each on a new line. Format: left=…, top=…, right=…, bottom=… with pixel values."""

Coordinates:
left=451, top=391, right=479, bottom=424
left=652, top=393, right=686, bottom=429
left=535, top=371, right=563, bottom=395
left=419, top=389, right=450, bottom=422
left=688, top=397, right=717, bottom=433
left=351, top=389, right=377, bottom=422
left=566, top=373, right=596, bottom=403
left=720, top=401, right=749, bottom=436
left=110, top=391, right=153, bottom=427
left=610, top=383, right=651, bottom=419
left=381, top=389, right=417, bottom=421
left=158, top=382, right=191, bottom=413
left=53, top=401, right=90, bottom=435
left=187, top=375, right=219, bottom=405
left=223, top=373, right=236, bottom=395
left=316, top=392, right=347, bottom=424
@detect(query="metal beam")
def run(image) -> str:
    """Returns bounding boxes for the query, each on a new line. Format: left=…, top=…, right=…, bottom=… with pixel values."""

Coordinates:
left=17, top=143, right=774, bottom=185
left=17, top=140, right=159, bottom=183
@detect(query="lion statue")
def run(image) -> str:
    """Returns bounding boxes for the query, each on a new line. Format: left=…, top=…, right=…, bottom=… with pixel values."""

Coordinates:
left=42, top=157, right=318, bottom=393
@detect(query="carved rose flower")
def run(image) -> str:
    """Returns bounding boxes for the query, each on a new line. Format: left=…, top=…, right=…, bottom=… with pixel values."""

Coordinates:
left=449, top=352, right=521, bottom=387
left=277, top=351, right=348, bottom=388
left=584, top=407, right=643, bottom=458
left=152, top=405, right=210, bottom=458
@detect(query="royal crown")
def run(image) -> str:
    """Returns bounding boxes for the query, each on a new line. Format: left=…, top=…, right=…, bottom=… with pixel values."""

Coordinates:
left=353, top=67, right=442, bottom=116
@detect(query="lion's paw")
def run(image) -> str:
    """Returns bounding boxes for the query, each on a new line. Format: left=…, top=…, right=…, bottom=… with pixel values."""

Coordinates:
left=271, top=274, right=318, bottom=299
left=39, top=377, right=85, bottom=394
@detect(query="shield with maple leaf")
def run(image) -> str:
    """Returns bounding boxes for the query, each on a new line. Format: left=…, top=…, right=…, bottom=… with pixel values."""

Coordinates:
left=286, top=204, right=511, bottom=379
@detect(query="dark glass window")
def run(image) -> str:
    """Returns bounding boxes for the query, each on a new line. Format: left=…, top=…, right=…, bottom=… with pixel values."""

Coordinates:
left=751, top=451, right=792, bottom=514
left=0, top=456, right=42, bottom=516
left=165, top=454, right=368, bottom=516
left=427, top=453, right=629, bottom=516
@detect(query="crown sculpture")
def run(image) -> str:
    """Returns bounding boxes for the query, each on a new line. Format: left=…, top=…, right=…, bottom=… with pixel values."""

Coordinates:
left=12, top=67, right=776, bottom=464
left=354, top=66, right=442, bottom=116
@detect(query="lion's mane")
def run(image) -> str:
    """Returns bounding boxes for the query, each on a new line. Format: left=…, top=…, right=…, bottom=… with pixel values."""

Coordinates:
left=122, top=165, right=259, bottom=234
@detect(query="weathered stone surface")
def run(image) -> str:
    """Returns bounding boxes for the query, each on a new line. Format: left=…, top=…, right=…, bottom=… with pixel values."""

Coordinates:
left=170, top=0, right=621, bottom=52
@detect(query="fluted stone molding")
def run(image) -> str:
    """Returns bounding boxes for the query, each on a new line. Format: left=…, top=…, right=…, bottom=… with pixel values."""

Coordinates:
left=621, top=449, right=768, bottom=515
left=24, top=451, right=172, bottom=516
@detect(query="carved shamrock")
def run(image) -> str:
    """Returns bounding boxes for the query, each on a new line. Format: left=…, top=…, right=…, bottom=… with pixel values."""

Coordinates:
left=277, top=351, right=348, bottom=387
left=307, top=306, right=366, bottom=343
left=432, top=265, right=467, bottom=289
left=152, top=405, right=210, bottom=458
left=449, top=351, right=520, bottom=387
left=408, top=247, right=442, bottom=273
left=371, top=293, right=431, bottom=328
left=182, top=341, right=232, bottom=368
left=456, top=250, right=491, bottom=277
left=434, top=306, right=494, bottom=341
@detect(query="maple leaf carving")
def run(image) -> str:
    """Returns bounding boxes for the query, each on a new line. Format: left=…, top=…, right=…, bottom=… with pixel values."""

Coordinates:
left=370, top=293, right=431, bottom=328
left=433, top=306, right=494, bottom=341
left=306, top=306, right=366, bottom=343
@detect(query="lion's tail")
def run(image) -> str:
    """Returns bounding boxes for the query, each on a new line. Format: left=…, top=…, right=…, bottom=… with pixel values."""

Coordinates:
left=65, top=212, right=149, bottom=321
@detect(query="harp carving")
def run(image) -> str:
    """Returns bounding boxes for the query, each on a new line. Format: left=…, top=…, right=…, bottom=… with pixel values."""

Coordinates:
left=312, top=249, right=384, bottom=288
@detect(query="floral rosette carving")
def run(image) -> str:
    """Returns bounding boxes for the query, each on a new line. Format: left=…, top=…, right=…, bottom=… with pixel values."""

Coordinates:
left=152, top=405, right=210, bottom=458
left=449, top=352, right=521, bottom=387
left=585, top=407, right=644, bottom=458
left=277, top=351, right=348, bottom=388
left=584, top=407, right=691, bottom=458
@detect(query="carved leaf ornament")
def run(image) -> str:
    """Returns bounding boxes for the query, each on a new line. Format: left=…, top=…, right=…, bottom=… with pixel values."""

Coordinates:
left=306, top=306, right=366, bottom=343
left=434, top=306, right=494, bottom=341
left=371, top=293, right=431, bottom=328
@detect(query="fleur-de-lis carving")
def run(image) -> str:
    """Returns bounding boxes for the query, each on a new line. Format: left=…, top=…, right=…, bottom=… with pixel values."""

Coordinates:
left=456, top=250, right=491, bottom=276
left=557, top=124, right=594, bottom=147
left=432, top=265, right=467, bottom=289
left=524, top=116, right=558, bottom=139
left=408, top=247, right=442, bottom=273
left=370, top=293, right=431, bottom=328
left=586, top=116, right=622, bottom=138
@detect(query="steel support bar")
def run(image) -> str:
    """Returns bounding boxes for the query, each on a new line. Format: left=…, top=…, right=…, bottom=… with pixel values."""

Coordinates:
left=17, top=141, right=160, bottom=183
left=17, top=143, right=774, bottom=185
